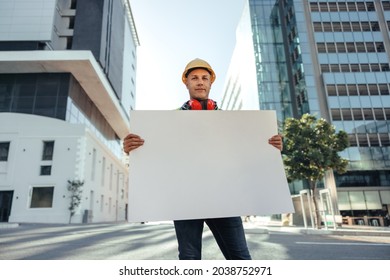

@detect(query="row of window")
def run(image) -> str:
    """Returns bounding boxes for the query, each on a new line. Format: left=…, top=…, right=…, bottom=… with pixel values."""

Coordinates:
left=313, top=21, right=380, bottom=32
left=310, top=1, right=376, bottom=12
left=327, top=84, right=390, bottom=96
left=335, top=170, right=390, bottom=187
left=1, top=141, right=54, bottom=162
left=331, top=108, right=390, bottom=121
left=317, top=42, right=385, bottom=53
left=320, top=63, right=390, bottom=73
left=346, top=133, right=390, bottom=147
left=0, top=141, right=54, bottom=175
left=30, top=186, right=124, bottom=211
left=0, top=73, right=69, bottom=120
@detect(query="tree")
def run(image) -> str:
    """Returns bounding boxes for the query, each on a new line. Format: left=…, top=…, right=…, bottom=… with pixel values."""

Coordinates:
left=282, top=114, right=349, bottom=229
left=67, top=179, right=84, bottom=224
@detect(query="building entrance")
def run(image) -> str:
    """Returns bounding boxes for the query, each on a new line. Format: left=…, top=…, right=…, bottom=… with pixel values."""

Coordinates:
left=0, top=191, right=13, bottom=222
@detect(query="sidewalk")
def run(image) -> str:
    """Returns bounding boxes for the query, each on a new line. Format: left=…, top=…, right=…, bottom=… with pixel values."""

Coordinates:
left=243, top=217, right=390, bottom=237
left=2, top=220, right=390, bottom=237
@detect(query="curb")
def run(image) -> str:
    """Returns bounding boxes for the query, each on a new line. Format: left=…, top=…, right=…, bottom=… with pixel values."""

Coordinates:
left=0, top=223, right=19, bottom=229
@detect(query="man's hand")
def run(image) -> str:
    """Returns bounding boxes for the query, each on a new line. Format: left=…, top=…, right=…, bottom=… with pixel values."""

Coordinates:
left=268, top=134, right=283, bottom=151
left=123, top=133, right=144, bottom=154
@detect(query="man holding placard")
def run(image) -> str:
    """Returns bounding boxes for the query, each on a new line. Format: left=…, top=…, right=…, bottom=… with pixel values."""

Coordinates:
left=123, top=58, right=283, bottom=260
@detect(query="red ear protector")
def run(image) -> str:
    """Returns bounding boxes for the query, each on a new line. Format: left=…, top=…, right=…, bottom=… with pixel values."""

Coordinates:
left=188, top=99, right=217, bottom=110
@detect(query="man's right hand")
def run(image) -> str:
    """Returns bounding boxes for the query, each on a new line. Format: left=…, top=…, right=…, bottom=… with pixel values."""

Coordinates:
left=123, top=133, right=144, bottom=154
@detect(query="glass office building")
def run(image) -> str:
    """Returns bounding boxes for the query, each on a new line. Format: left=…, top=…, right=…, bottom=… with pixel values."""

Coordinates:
left=222, top=0, right=390, bottom=224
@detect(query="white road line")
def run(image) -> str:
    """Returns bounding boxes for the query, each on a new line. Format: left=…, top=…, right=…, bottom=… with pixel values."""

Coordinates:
left=296, top=242, right=390, bottom=246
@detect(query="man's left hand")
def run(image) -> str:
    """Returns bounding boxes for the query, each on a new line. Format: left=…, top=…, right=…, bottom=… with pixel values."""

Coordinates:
left=268, top=134, right=283, bottom=151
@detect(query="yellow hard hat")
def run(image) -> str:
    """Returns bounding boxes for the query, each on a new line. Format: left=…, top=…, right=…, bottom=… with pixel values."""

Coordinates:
left=182, top=58, right=216, bottom=84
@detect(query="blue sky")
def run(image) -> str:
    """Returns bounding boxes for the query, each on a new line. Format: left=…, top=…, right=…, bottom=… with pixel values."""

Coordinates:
left=129, top=0, right=246, bottom=109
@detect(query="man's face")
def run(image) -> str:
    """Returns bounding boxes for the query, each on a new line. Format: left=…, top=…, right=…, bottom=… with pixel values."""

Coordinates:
left=185, top=68, right=212, bottom=100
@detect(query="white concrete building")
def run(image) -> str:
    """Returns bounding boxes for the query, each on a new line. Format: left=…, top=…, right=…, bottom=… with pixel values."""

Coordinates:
left=0, top=0, right=139, bottom=223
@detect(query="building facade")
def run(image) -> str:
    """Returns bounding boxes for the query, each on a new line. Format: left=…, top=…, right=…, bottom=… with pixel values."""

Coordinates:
left=222, top=0, right=390, bottom=225
left=0, top=0, right=139, bottom=223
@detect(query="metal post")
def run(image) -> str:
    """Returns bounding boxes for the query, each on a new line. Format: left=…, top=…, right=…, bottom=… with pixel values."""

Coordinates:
left=300, top=190, right=315, bottom=229
left=320, top=192, right=328, bottom=230
left=320, top=189, right=337, bottom=230
left=299, top=192, right=307, bottom=229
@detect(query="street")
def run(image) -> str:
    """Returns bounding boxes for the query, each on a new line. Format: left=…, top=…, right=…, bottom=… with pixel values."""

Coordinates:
left=1, top=222, right=389, bottom=260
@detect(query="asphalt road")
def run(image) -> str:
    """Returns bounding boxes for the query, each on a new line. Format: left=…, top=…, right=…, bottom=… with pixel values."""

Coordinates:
left=1, top=222, right=390, bottom=260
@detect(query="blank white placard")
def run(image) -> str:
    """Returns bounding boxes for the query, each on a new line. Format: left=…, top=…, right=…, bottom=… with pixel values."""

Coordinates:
left=128, top=110, right=294, bottom=222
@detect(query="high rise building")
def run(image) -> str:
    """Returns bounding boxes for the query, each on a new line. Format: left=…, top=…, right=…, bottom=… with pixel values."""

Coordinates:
left=222, top=0, right=390, bottom=225
left=0, top=0, right=139, bottom=223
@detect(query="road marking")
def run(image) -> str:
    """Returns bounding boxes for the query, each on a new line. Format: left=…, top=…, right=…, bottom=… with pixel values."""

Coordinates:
left=296, top=242, right=390, bottom=246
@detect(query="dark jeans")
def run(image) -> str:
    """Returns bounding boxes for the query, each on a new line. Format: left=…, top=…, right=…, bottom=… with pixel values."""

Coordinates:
left=174, top=217, right=251, bottom=260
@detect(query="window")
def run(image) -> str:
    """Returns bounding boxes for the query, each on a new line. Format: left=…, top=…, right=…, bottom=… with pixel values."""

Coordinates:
left=340, top=64, right=350, bottom=72
left=319, top=3, right=328, bottom=12
left=40, top=165, right=52, bottom=176
left=384, top=1, right=390, bottom=11
left=342, top=109, right=353, bottom=120
left=351, top=22, right=361, bottom=31
left=368, top=134, right=380, bottom=146
left=381, top=63, right=390, bottom=71
left=368, top=84, right=379, bottom=95
left=42, top=141, right=54, bottom=160
left=358, top=85, right=369, bottom=95
left=331, top=109, right=342, bottom=120
left=332, top=22, right=342, bottom=32
left=101, top=157, right=106, bottom=187
left=346, top=42, right=355, bottom=53
left=327, top=85, right=337, bottom=96
left=330, top=64, right=340, bottom=72
left=342, top=22, right=352, bottom=32
left=337, top=2, right=347, bottom=12
left=327, top=43, right=336, bottom=52
left=320, top=64, right=330, bottom=72
left=336, top=42, right=346, bottom=52
left=360, top=64, right=371, bottom=72
left=357, top=2, right=366, bottom=11
left=363, top=108, right=374, bottom=120
left=366, top=42, right=376, bottom=52
left=329, top=2, right=338, bottom=12
left=317, top=43, right=326, bottom=53
left=313, top=22, right=322, bottom=32
left=385, top=108, right=390, bottom=119
left=376, top=42, right=385, bottom=52
left=357, top=134, right=369, bottom=147
left=350, top=64, right=360, bottom=72
left=338, top=85, right=348, bottom=95
left=348, top=85, right=358, bottom=96
left=366, top=2, right=375, bottom=11
left=30, top=186, right=54, bottom=208
left=310, top=2, right=319, bottom=11
left=370, top=22, right=380, bottom=31
left=1, top=73, right=69, bottom=119
left=0, top=142, right=10, bottom=161
left=323, top=22, right=332, bottom=32
left=379, top=84, right=389, bottom=95
left=347, top=2, right=357, bottom=11
left=91, top=148, right=96, bottom=181
left=380, top=134, right=390, bottom=146
left=356, top=42, right=366, bottom=52
left=348, top=134, right=357, bottom=146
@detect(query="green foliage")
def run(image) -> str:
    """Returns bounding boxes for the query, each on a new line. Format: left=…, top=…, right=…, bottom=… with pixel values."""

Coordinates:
left=283, top=114, right=349, bottom=228
left=67, top=179, right=84, bottom=223
left=283, top=114, right=349, bottom=183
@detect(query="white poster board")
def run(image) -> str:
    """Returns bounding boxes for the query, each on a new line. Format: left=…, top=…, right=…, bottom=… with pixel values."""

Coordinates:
left=128, top=110, right=294, bottom=222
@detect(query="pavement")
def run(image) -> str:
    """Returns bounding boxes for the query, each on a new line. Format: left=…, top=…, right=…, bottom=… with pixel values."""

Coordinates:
left=2, top=217, right=390, bottom=237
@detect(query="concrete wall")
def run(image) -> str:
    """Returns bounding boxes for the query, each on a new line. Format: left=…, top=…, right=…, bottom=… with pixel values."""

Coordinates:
left=0, top=0, right=56, bottom=41
left=0, top=113, right=128, bottom=224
